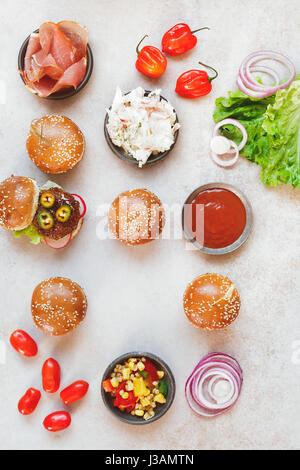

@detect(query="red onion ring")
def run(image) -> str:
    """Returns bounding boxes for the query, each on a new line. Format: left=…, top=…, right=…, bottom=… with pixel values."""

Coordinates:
left=185, top=353, right=243, bottom=417
left=44, top=233, right=72, bottom=250
left=213, top=118, right=248, bottom=151
left=211, top=139, right=239, bottom=168
left=71, top=194, right=87, bottom=218
left=237, top=50, right=296, bottom=98
left=248, top=65, right=280, bottom=89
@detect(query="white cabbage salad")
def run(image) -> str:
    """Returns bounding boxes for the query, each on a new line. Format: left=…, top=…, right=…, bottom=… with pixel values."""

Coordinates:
left=106, top=87, right=180, bottom=167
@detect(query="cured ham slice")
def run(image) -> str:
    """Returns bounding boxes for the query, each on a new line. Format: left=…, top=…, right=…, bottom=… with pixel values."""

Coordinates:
left=32, top=50, right=63, bottom=80
left=24, top=33, right=41, bottom=71
left=48, top=57, right=87, bottom=96
left=21, top=21, right=88, bottom=98
left=39, top=22, right=76, bottom=71
left=57, top=21, right=88, bottom=62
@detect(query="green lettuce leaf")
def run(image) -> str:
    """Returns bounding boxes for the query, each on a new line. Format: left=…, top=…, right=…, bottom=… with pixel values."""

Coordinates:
left=260, top=79, right=300, bottom=187
left=213, top=77, right=300, bottom=187
left=13, top=224, right=42, bottom=245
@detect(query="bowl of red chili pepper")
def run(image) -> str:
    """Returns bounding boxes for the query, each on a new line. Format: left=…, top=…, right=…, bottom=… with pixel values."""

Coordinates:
left=101, top=352, right=175, bottom=424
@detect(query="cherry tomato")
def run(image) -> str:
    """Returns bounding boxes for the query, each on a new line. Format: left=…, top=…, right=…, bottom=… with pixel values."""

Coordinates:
left=43, top=411, right=71, bottom=432
left=18, top=388, right=41, bottom=415
left=60, top=380, right=89, bottom=405
left=42, top=358, right=61, bottom=393
left=10, top=330, right=38, bottom=357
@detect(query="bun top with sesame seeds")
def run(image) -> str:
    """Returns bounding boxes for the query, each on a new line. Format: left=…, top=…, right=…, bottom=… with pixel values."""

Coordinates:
left=26, top=115, right=85, bottom=174
left=183, top=273, right=241, bottom=330
left=0, top=176, right=39, bottom=231
left=108, top=188, right=165, bottom=246
left=31, top=277, right=87, bottom=336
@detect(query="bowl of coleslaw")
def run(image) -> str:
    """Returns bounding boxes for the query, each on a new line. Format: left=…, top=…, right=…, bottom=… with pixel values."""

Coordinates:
left=104, top=87, right=180, bottom=167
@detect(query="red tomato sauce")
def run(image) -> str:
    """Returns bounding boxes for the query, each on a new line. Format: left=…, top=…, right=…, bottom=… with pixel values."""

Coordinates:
left=185, top=188, right=246, bottom=249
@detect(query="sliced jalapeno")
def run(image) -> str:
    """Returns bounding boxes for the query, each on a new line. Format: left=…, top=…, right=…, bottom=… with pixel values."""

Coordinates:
left=37, top=211, right=54, bottom=230
left=40, top=192, right=55, bottom=208
left=56, top=205, right=72, bottom=223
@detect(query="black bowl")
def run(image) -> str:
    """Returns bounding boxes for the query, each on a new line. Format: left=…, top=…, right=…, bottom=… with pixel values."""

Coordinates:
left=18, top=29, right=93, bottom=100
left=104, top=91, right=180, bottom=166
left=101, top=351, right=176, bottom=425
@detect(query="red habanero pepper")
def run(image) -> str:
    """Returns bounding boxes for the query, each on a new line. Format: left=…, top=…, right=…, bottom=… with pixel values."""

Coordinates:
left=135, top=35, right=167, bottom=78
left=144, top=360, right=159, bottom=383
left=162, top=24, right=210, bottom=56
left=113, top=381, right=137, bottom=413
left=18, top=388, right=41, bottom=415
left=42, top=358, right=61, bottom=393
left=60, top=380, right=89, bottom=405
left=175, top=61, right=218, bottom=98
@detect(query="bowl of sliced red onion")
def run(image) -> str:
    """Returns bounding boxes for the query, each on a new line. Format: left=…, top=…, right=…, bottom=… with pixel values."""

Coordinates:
left=185, top=353, right=243, bottom=417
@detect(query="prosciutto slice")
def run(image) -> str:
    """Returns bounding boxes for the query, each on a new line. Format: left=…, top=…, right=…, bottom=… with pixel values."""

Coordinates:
left=21, top=21, right=88, bottom=97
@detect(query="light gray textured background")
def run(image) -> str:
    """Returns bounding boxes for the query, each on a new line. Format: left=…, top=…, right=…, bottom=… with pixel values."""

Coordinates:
left=0, top=0, right=299, bottom=450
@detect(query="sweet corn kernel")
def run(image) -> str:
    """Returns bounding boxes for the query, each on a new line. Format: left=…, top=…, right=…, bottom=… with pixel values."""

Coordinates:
left=157, top=371, right=164, bottom=379
left=110, top=377, right=119, bottom=388
left=141, top=398, right=150, bottom=407
left=137, top=361, right=145, bottom=371
left=126, top=380, right=134, bottom=391
left=122, top=368, right=130, bottom=380
left=135, top=410, right=144, bottom=417
left=122, top=392, right=129, bottom=399
left=152, top=381, right=158, bottom=387
left=154, top=393, right=166, bottom=404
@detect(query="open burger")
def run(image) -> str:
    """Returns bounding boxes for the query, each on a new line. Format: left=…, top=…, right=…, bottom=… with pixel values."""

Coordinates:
left=0, top=176, right=86, bottom=249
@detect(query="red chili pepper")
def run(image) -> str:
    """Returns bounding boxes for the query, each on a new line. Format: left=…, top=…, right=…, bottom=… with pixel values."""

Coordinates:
left=18, top=388, right=41, bottom=415
left=42, top=358, right=61, bottom=393
left=60, top=380, right=89, bottom=405
left=43, top=411, right=71, bottom=432
left=135, top=35, right=167, bottom=78
left=175, top=61, right=218, bottom=98
left=102, top=379, right=114, bottom=393
left=162, top=24, right=210, bottom=56
left=113, top=381, right=137, bottom=413
left=144, top=359, right=159, bottom=382
left=10, top=330, right=38, bottom=357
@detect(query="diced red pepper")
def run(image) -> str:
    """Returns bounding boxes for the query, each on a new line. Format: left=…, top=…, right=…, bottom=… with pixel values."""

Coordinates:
left=113, top=381, right=137, bottom=412
left=103, top=379, right=114, bottom=393
left=144, top=360, right=159, bottom=382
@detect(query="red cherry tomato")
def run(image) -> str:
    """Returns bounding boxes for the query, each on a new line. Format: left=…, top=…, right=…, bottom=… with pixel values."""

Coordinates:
left=60, top=380, right=89, bottom=405
left=42, top=358, right=61, bottom=393
left=18, top=388, right=41, bottom=415
left=43, top=411, right=71, bottom=432
left=10, top=330, right=38, bottom=357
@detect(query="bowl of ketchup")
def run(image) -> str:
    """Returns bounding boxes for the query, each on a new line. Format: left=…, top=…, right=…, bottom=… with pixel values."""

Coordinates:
left=182, top=183, right=252, bottom=255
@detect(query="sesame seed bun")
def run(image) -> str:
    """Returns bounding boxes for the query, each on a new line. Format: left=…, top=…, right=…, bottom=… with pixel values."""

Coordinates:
left=31, top=277, right=87, bottom=336
left=0, top=176, right=39, bottom=231
left=183, top=273, right=241, bottom=330
left=108, top=188, right=165, bottom=246
left=26, top=115, right=85, bottom=174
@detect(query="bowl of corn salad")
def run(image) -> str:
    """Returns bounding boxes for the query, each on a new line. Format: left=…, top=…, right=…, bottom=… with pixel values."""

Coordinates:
left=101, top=352, right=175, bottom=424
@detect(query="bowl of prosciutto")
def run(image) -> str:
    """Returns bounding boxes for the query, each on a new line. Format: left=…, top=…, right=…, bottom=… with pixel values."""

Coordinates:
left=18, top=21, right=93, bottom=100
